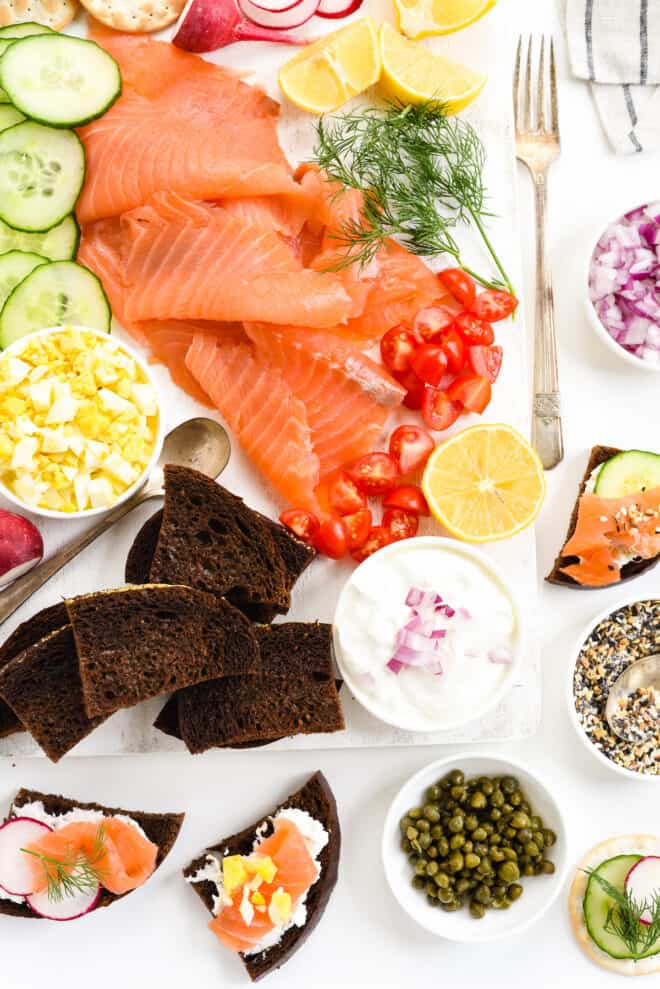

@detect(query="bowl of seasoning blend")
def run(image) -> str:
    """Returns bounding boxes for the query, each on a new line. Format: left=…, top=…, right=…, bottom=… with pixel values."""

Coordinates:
left=567, top=595, right=660, bottom=782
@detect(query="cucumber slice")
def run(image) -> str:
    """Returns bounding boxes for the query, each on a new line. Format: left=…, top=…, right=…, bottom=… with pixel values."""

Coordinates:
left=584, top=854, right=660, bottom=960
left=0, top=213, right=79, bottom=260
left=0, top=260, right=111, bottom=348
left=594, top=451, right=660, bottom=497
left=0, top=249, right=47, bottom=311
left=0, top=105, right=24, bottom=132
left=0, top=121, right=85, bottom=232
left=0, top=36, right=121, bottom=128
left=0, top=22, right=55, bottom=39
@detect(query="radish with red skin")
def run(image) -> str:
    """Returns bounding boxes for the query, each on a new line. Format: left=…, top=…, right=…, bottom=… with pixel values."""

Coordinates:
left=238, top=0, right=319, bottom=31
left=316, top=0, right=363, bottom=18
left=0, top=817, right=52, bottom=897
left=0, top=510, right=43, bottom=588
left=625, top=855, right=660, bottom=926
left=173, top=0, right=310, bottom=52
left=26, top=883, right=101, bottom=921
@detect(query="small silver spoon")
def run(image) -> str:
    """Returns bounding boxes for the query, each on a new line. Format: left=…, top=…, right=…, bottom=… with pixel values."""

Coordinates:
left=604, top=654, right=660, bottom=741
left=0, top=417, right=231, bottom=628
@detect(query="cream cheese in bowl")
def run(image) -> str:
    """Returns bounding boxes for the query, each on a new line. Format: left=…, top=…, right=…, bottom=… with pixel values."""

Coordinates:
left=333, top=537, right=523, bottom=733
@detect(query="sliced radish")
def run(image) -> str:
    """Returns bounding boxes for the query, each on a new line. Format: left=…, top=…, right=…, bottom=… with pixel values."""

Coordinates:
left=26, top=882, right=101, bottom=921
left=625, top=855, right=660, bottom=926
left=0, top=510, right=43, bottom=589
left=173, top=0, right=310, bottom=51
left=247, top=0, right=302, bottom=12
left=0, top=817, right=52, bottom=896
left=238, top=0, right=318, bottom=30
left=316, top=0, right=362, bottom=18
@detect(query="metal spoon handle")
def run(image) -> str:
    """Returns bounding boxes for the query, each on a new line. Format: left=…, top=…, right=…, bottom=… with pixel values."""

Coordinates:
left=0, top=490, right=150, bottom=627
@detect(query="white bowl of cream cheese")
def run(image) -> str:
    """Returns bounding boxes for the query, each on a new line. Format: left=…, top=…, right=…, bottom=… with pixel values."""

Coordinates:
left=333, top=537, right=524, bottom=733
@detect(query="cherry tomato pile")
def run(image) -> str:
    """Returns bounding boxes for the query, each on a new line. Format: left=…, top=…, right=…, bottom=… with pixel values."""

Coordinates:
left=380, top=270, right=516, bottom=432
left=280, top=424, right=435, bottom=562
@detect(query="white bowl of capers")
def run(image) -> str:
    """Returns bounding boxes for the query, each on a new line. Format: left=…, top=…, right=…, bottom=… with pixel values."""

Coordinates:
left=382, top=753, right=569, bottom=943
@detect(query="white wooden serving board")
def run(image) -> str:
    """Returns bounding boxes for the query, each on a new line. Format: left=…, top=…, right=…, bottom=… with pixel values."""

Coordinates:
left=0, top=1, right=541, bottom=757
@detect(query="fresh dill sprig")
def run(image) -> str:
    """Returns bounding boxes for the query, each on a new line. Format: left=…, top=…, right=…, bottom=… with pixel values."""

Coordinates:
left=583, top=868, right=660, bottom=959
left=21, top=824, right=107, bottom=903
left=313, top=101, right=514, bottom=294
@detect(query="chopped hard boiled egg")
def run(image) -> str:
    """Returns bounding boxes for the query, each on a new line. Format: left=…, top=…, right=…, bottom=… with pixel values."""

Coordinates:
left=0, top=328, right=159, bottom=513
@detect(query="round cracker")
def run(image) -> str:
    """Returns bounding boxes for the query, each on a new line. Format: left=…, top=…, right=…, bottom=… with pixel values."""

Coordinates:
left=79, top=0, right=184, bottom=32
left=0, top=0, right=78, bottom=30
left=568, top=834, right=660, bottom=977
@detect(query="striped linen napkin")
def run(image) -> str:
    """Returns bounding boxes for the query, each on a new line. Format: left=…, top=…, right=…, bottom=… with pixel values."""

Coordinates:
left=565, top=0, right=660, bottom=153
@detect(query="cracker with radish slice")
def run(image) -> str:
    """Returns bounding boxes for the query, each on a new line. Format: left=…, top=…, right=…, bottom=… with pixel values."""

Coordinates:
left=0, top=0, right=78, bottom=31
left=79, top=0, right=185, bottom=32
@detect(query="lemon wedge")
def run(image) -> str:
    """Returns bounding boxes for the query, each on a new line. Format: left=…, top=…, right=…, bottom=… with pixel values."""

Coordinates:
left=394, top=0, right=496, bottom=40
left=379, top=23, right=486, bottom=110
left=278, top=17, right=381, bottom=114
left=422, top=423, right=546, bottom=543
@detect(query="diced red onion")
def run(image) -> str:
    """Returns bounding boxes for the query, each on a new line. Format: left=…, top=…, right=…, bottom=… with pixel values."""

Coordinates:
left=457, top=607, right=472, bottom=620
left=387, top=658, right=405, bottom=674
left=488, top=646, right=513, bottom=665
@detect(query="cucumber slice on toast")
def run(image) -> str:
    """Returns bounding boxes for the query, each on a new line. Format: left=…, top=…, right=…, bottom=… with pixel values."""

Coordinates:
left=0, top=121, right=85, bottom=232
left=0, top=22, right=55, bottom=39
left=0, top=249, right=48, bottom=311
left=0, top=35, right=121, bottom=128
left=583, top=854, right=660, bottom=960
left=594, top=451, right=660, bottom=497
left=0, top=213, right=79, bottom=260
left=0, top=105, right=24, bottom=132
left=0, top=260, right=111, bottom=348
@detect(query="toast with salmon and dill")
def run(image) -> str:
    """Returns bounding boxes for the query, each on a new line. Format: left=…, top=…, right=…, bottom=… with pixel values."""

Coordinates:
left=67, top=584, right=259, bottom=718
left=0, top=602, right=69, bottom=738
left=0, top=788, right=184, bottom=921
left=184, top=771, right=339, bottom=981
left=547, top=446, right=660, bottom=588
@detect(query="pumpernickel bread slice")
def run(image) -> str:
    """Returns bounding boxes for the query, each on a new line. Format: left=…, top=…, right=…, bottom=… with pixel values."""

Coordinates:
left=0, top=626, right=107, bottom=762
left=0, top=788, right=184, bottom=920
left=184, top=771, right=340, bottom=982
left=546, top=445, right=660, bottom=587
left=68, top=585, right=260, bottom=718
left=0, top=601, right=69, bottom=738
left=149, top=466, right=290, bottom=617
left=125, top=510, right=163, bottom=585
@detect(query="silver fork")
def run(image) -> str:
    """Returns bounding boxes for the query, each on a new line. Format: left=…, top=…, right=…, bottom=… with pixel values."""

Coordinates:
left=514, top=36, right=564, bottom=470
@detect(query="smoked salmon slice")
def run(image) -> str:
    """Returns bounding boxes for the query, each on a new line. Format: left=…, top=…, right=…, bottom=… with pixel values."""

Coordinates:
left=77, top=32, right=302, bottom=224
left=185, top=334, right=321, bottom=509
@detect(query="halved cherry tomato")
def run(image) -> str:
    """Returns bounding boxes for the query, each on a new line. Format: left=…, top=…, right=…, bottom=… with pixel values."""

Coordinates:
left=453, top=312, right=495, bottom=346
left=327, top=471, right=366, bottom=516
left=382, top=507, right=419, bottom=541
left=437, top=268, right=476, bottom=309
left=380, top=325, right=418, bottom=374
left=467, top=344, right=503, bottom=383
left=410, top=343, right=448, bottom=387
left=279, top=508, right=320, bottom=545
left=389, top=424, right=435, bottom=474
left=470, top=290, right=518, bottom=322
left=384, top=485, right=430, bottom=516
left=394, top=368, right=426, bottom=410
left=351, top=525, right=392, bottom=562
left=343, top=508, right=372, bottom=551
left=447, top=374, right=492, bottom=413
left=421, top=387, right=462, bottom=432
left=437, top=327, right=466, bottom=375
left=413, top=306, right=456, bottom=342
left=315, top=516, right=347, bottom=559
left=346, top=452, right=398, bottom=496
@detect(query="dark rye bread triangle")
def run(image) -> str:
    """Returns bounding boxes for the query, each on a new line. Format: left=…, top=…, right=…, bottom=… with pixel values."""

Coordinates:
left=126, top=509, right=316, bottom=624
left=0, top=601, right=69, bottom=738
left=149, top=466, right=290, bottom=617
left=546, top=445, right=660, bottom=588
left=68, top=585, right=260, bottom=718
left=0, top=626, right=108, bottom=763
left=174, top=624, right=344, bottom=753
left=184, top=771, right=340, bottom=982
left=0, top=788, right=184, bottom=920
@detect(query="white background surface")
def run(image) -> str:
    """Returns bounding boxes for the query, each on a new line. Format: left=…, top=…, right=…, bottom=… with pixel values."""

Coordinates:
left=2, top=0, right=659, bottom=985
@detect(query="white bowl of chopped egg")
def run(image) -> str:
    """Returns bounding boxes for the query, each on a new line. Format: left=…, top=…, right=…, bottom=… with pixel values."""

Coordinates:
left=0, top=326, right=163, bottom=518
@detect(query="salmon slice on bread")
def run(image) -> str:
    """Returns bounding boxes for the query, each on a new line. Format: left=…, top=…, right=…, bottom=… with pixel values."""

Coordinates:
left=0, top=789, right=184, bottom=920
left=184, top=771, right=339, bottom=982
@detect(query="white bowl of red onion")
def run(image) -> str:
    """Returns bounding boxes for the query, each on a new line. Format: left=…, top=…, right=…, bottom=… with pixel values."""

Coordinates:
left=586, top=201, right=660, bottom=371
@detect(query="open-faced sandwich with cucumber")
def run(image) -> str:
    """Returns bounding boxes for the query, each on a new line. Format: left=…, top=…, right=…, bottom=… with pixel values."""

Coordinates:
left=569, top=835, right=660, bottom=976
left=0, top=23, right=118, bottom=349
left=548, top=446, right=660, bottom=588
